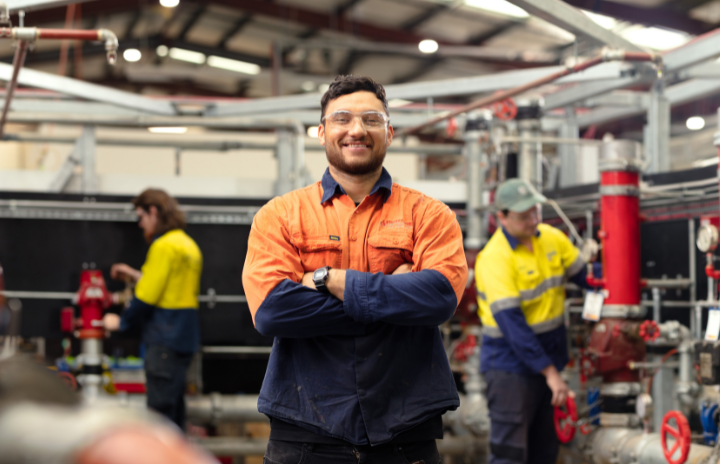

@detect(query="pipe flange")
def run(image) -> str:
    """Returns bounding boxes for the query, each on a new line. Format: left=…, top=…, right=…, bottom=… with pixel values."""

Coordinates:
left=601, top=304, right=646, bottom=319
left=600, top=382, right=643, bottom=397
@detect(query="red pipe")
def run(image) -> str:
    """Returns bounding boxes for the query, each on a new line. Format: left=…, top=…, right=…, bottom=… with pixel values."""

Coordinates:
left=37, top=29, right=100, bottom=41
left=601, top=170, right=641, bottom=306
left=400, top=50, right=659, bottom=136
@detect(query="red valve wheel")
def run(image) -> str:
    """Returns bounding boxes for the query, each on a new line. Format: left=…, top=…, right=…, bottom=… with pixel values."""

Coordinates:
left=579, top=423, right=592, bottom=435
left=639, top=320, right=660, bottom=342
left=554, top=395, right=578, bottom=444
left=660, top=411, right=691, bottom=464
left=492, top=99, right=517, bottom=121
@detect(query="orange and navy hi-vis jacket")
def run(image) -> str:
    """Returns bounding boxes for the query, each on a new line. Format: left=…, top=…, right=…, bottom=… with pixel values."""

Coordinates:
left=242, top=167, right=468, bottom=446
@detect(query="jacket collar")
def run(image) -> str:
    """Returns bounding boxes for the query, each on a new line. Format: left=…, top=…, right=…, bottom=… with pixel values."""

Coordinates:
left=320, top=167, right=393, bottom=204
left=502, top=227, right=541, bottom=250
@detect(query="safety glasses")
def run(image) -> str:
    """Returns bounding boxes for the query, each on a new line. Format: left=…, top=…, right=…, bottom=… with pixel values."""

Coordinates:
left=321, top=110, right=389, bottom=129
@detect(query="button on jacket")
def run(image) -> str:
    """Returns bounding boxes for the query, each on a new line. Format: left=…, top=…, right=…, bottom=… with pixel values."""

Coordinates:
left=475, top=224, right=586, bottom=375
left=242, top=168, right=468, bottom=446
left=120, top=229, right=203, bottom=354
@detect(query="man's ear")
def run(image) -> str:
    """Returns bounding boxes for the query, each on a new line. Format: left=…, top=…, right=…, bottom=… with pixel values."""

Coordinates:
left=148, top=205, right=159, bottom=218
left=318, top=123, right=326, bottom=146
left=386, top=124, right=393, bottom=147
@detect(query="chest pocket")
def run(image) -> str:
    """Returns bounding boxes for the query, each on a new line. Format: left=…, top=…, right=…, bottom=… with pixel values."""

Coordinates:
left=368, top=233, right=413, bottom=275
left=517, top=264, right=543, bottom=304
left=294, top=237, right=342, bottom=272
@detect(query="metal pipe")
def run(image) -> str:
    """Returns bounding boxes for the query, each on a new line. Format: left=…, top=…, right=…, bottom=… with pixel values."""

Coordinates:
left=587, top=426, right=712, bottom=464
left=677, top=341, right=698, bottom=410
left=192, top=435, right=487, bottom=457
left=644, top=278, right=692, bottom=289
left=0, top=39, right=27, bottom=139
left=3, top=133, right=464, bottom=154
left=400, top=50, right=658, bottom=136
left=652, top=287, right=661, bottom=323
left=202, top=346, right=272, bottom=355
left=464, top=129, right=483, bottom=250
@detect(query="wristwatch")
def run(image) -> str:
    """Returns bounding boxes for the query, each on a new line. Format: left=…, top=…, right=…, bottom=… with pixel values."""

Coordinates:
left=313, top=266, right=332, bottom=294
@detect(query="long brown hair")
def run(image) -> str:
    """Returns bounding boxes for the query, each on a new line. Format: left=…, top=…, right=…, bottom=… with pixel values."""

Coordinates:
left=132, top=189, right=186, bottom=237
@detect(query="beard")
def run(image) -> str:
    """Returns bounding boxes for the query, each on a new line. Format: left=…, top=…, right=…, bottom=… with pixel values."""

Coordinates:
left=325, top=143, right=386, bottom=176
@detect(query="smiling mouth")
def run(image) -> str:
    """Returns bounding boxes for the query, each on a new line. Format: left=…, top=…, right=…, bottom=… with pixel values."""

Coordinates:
left=342, top=142, right=372, bottom=149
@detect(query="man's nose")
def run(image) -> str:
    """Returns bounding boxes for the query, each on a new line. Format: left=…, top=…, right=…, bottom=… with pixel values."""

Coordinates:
left=347, top=116, right=367, bottom=136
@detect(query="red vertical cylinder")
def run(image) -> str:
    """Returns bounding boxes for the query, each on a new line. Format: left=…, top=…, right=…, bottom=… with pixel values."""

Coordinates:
left=600, top=170, right=640, bottom=305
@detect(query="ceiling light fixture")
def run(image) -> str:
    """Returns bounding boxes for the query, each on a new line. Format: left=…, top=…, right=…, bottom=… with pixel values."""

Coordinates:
left=148, top=127, right=188, bottom=134
left=464, top=0, right=529, bottom=18
left=156, top=45, right=168, bottom=57
left=307, top=126, right=319, bottom=138
left=207, top=55, right=261, bottom=75
left=388, top=99, right=413, bottom=108
left=168, top=47, right=206, bottom=64
left=160, top=0, right=179, bottom=7
left=418, top=39, right=439, bottom=54
left=123, top=48, right=142, bottom=62
left=687, top=116, right=705, bottom=131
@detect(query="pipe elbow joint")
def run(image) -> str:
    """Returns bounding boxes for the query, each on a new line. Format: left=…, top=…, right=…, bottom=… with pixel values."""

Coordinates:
left=99, top=29, right=118, bottom=65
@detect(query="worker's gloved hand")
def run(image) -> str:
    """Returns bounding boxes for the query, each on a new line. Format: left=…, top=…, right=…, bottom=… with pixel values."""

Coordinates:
left=542, top=364, right=575, bottom=407
left=102, top=313, right=120, bottom=332
left=391, top=263, right=413, bottom=275
left=110, top=263, right=141, bottom=283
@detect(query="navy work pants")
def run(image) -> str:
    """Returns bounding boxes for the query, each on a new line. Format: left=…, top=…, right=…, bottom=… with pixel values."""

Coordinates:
left=145, top=345, right=193, bottom=430
left=485, top=370, right=559, bottom=464
left=262, top=439, right=441, bottom=464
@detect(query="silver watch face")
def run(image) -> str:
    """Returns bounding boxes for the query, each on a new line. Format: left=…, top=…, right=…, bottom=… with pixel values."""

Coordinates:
left=313, top=267, right=328, bottom=282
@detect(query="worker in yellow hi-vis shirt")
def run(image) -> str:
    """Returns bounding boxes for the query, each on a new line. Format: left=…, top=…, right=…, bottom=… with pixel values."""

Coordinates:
left=476, top=178, right=599, bottom=464
left=104, top=189, right=202, bottom=431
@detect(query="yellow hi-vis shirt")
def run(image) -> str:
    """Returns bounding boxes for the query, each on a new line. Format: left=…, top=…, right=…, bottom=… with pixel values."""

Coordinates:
left=121, top=229, right=203, bottom=353
left=476, top=223, right=584, bottom=338
left=136, top=229, right=203, bottom=309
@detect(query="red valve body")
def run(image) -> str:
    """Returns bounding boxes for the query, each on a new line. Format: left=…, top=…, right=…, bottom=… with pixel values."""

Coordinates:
left=75, top=270, right=112, bottom=339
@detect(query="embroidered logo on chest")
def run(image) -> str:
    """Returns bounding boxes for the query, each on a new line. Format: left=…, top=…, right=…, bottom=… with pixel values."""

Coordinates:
left=329, top=235, right=340, bottom=241
left=380, top=219, right=412, bottom=230
left=546, top=250, right=557, bottom=261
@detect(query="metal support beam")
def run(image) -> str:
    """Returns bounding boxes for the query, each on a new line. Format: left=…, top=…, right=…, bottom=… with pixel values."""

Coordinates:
left=48, top=147, right=79, bottom=193
left=0, top=63, right=176, bottom=115
left=645, top=79, right=671, bottom=173
left=558, top=107, right=579, bottom=188
left=505, top=0, right=646, bottom=52
left=79, top=125, right=96, bottom=193
left=210, top=62, right=629, bottom=117
left=464, top=130, right=484, bottom=249
left=5, top=0, right=93, bottom=12
left=275, top=129, right=293, bottom=196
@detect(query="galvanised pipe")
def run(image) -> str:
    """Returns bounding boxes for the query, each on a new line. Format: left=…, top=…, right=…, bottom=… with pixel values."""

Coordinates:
left=400, top=50, right=659, bottom=136
left=586, top=426, right=712, bottom=464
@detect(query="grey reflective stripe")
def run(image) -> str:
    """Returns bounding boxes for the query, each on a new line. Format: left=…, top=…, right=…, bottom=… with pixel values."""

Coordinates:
left=567, top=256, right=585, bottom=277
left=482, top=314, right=564, bottom=339
left=530, top=314, right=565, bottom=334
left=519, top=275, right=565, bottom=301
left=599, top=184, right=639, bottom=197
left=482, top=325, right=504, bottom=338
left=490, top=297, right=521, bottom=314
left=477, top=290, right=487, bottom=301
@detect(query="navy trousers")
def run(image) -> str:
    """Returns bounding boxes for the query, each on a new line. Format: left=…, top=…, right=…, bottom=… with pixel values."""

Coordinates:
left=145, top=345, right=193, bottom=430
left=263, top=439, right=441, bottom=464
left=485, top=370, right=559, bottom=464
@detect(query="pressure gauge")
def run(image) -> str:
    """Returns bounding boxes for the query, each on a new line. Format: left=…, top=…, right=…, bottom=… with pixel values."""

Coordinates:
left=697, top=224, right=719, bottom=253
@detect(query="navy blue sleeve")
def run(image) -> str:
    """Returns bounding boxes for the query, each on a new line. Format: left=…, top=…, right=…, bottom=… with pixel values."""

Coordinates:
left=119, top=296, right=154, bottom=332
left=253, top=280, right=366, bottom=338
left=343, top=269, right=457, bottom=326
left=569, top=262, right=603, bottom=290
left=494, top=307, right=554, bottom=373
